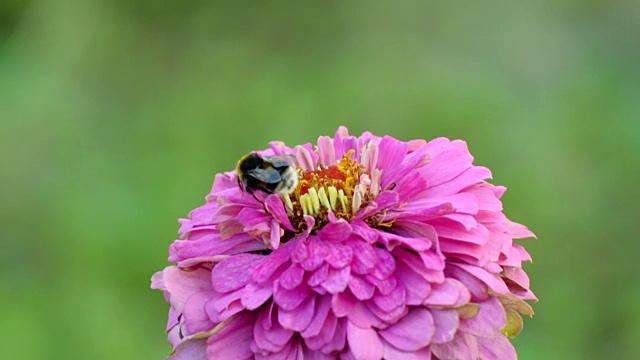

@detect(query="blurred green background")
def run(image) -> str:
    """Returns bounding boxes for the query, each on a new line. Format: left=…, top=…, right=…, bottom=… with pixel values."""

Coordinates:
left=1, top=1, right=639, bottom=359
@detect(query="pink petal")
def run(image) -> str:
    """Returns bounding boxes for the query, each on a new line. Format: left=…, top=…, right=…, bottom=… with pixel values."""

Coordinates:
left=477, top=333, right=517, bottom=360
left=379, top=308, right=434, bottom=351
left=321, top=266, right=351, bottom=294
left=299, top=236, right=328, bottom=271
left=372, top=283, right=406, bottom=312
left=265, top=194, right=295, bottom=231
left=356, top=191, right=399, bottom=218
left=439, top=241, right=485, bottom=264
left=185, top=201, right=218, bottom=226
left=269, top=220, right=282, bottom=250
left=291, top=237, right=308, bottom=264
left=303, top=348, right=338, bottom=360
left=269, top=141, right=294, bottom=156
left=150, top=271, right=165, bottom=290
left=423, top=278, right=471, bottom=307
left=317, top=216, right=352, bottom=242
left=212, top=254, right=264, bottom=292
left=278, top=294, right=316, bottom=332
left=420, top=250, right=445, bottom=271
left=382, top=341, right=432, bottom=360
left=360, top=139, right=379, bottom=173
left=387, top=202, right=454, bottom=221
left=273, top=280, right=311, bottom=311
left=365, top=274, right=398, bottom=296
left=465, top=185, right=503, bottom=212
left=502, top=266, right=530, bottom=290
left=340, top=136, right=358, bottom=160
left=432, top=219, right=490, bottom=245
left=241, top=282, right=273, bottom=310
left=420, top=138, right=474, bottom=188
left=448, top=263, right=509, bottom=295
left=346, top=301, right=384, bottom=329
left=430, top=333, right=480, bottom=360
left=346, top=322, right=384, bottom=360
left=506, top=220, right=536, bottom=239
left=177, top=255, right=232, bottom=269
left=376, top=136, right=408, bottom=178
left=322, top=312, right=348, bottom=354
left=333, top=126, right=349, bottom=148
left=378, top=231, right=431, bottom=252
left=258, top=342, right=305, bottom=360
left=163, top=266, right=212, bottom=305
left=382, top=141, right=429, bottom=189
left=304, top=312, right=339, bottom=351
left=317, top=136, right=336, bottom=167
left=347, top=239, right=378, bottom=275
left=182, top=291, right=216, bottom=333
left=366, top=298, right=407, bottom=324
left=279, top=263, right=305, bottom=290
left=407, top=139, right=427, bottom=152
left=514, top=243, right=532, bottom=262
left=295, top=145, right=316, bottom=171
left=350, top=220, right=380, bottom=243
left=348, top=276, right=376, bottom=300
left=301, top=295, right=332, bottom=338
left=206, top=312, right=257, bottom=360
left=423, top=166, right=492, bottom=198
left=211, top=288, right=242, bottom=314
left=393, top=172, right=427, bottom=203
left=331, top=290, right=357, bottom=317
left=393, top=248, right=434, bottom=280
left=167, top=337, right=207, bottom=360
left=308, top=263, right=329, bottom=287
left=170, top=232, right=263, bottom=262
left=370, top=248, right=396, bottom=280
left=253, top=307, right=294, bottom=353
left=238, top=207, right=272, bottom=228
left=458, top=297, right=506, bottom=337
left=430, top=309, right=460, bottom=344
left=394, top=259, right=431, bottom=305
left=322, top=240, right=353, bottom=268
left=249, top=239, right=296, bottom=283
left=392, top=220, right=437, bottom=243
left=498, top=244, right=522, bottom=267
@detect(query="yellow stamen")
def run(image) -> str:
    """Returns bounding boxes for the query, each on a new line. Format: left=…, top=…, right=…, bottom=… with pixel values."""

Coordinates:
left=307, top=187, right=320, bottom=214
left=317, top=187, right=331, bottom=212
left=338, top=189, right=348, bottom=213
left=300, top=193, right=311, bottom=215
left=283, top=149, right=387, bottom=233
left=283, top=194, right=294, bottom=213
left=328, top=186, right=338, bottom=211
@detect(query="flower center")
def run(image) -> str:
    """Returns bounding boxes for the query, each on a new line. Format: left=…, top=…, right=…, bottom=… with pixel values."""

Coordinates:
left=283, top=151, right=372, bottom=230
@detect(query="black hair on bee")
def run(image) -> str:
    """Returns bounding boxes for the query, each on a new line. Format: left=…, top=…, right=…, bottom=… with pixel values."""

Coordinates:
left=237, top=153, right=298, bottom=196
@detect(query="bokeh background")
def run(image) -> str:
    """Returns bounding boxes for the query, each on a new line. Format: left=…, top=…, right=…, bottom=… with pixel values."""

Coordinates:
left=2, top=1, right=639, bottom=359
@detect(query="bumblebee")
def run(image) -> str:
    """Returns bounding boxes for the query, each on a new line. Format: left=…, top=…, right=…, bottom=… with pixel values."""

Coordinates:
left=237, top=153, right=299, bottom=195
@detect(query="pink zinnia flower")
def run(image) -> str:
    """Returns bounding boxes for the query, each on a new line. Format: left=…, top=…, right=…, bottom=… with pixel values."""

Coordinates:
left=152, top=127, right=535, bottom=360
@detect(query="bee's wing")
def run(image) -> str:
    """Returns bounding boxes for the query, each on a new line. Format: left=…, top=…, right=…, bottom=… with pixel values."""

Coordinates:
left=246, top=169, right=282, bottom=184
left=262, top=154, right=296, bottom=168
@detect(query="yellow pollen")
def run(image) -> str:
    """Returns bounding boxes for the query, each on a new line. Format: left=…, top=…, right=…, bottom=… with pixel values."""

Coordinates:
left=284, top=151, right=378, bottom=231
